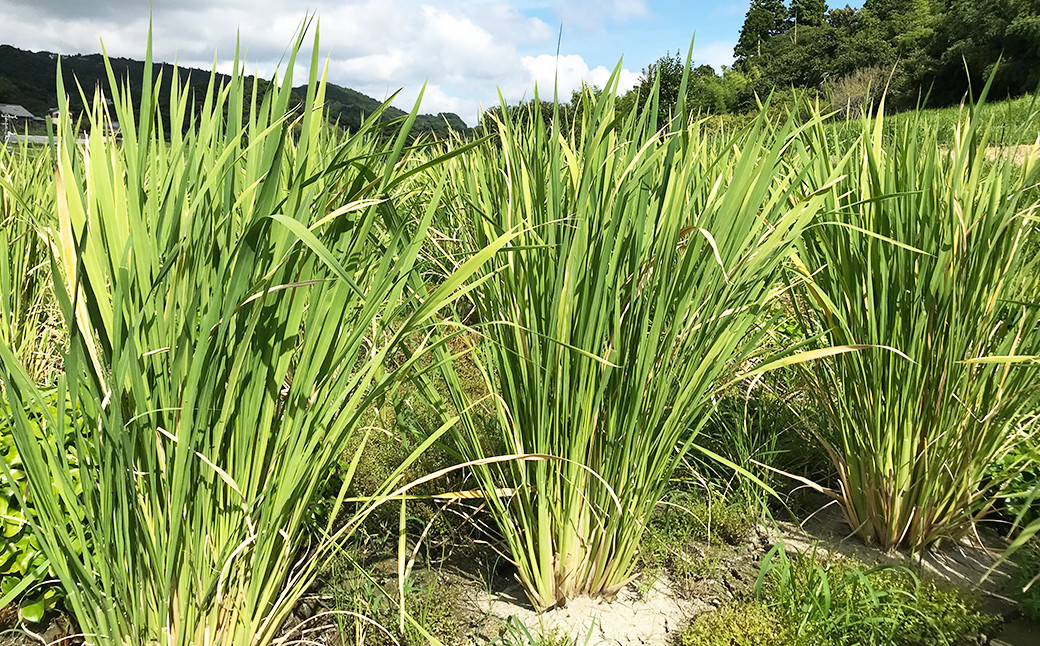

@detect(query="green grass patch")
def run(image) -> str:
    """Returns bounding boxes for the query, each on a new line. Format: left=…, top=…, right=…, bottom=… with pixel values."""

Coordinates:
left=1010, top=542, right=1040, bottom=622
left=826, top=95, right=1040, bottom=148
left=753, top=544, right=996, bottom=646
left=681, top=544, right=998, bottom=646
left=682, top=601, right=795, bottom=646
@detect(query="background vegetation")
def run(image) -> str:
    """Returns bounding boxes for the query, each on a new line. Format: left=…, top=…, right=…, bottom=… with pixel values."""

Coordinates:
left=487, top=1, right=1040, bottom=134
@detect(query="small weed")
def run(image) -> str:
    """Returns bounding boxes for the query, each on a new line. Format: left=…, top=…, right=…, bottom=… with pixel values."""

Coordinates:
left=640, top=489, right=759, bottom=591
left=633, top=567, right=662, bottom=598
left=320, top=552, right=461, bottom=646
left=681, top=601, right=798, bottom=646
left=0, top=392, right=76, bottom=625
left=671, top=550, right=721, bottom=581
left=643, top=490, right=758, bottom=564
left=751, top=543, right=997, bottom=646
left=1010, top=541, right=1040, bottom=621
left=492, top=616, right=586, bottom=646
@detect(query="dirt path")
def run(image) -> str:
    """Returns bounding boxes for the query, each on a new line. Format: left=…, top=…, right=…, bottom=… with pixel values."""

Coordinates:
left=985, top=145, right=1040, bottom=165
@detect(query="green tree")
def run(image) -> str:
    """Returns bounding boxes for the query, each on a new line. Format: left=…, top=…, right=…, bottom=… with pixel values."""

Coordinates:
left=637, top=51, right=687, bottom=120
left=687, top=65, right=732, bottom=114
left=829, top=7, right=897, bottom=78
left=862, top=0, right=908, bottom=20
left=758, top=23, right=839, bottom=88
left=0, top=76, right=18, bottom=104
left=735, top=0, right=790, bottom=62
left=927, top=0, right=1040, bottom=103
left=790, top=0, right=829, bottom=27
left=626, top=53, right=747, bottom=124
left=863, top=0, right=942, bottom=55
left=827, top=5, right=859, bottom=29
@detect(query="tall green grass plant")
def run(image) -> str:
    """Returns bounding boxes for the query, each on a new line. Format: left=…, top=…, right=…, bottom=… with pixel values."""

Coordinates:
left=0, top=26, right=500, bottom=645
left=791, top=98, right=1040, bottom=550
left=430, top=74, right=837, bottom=610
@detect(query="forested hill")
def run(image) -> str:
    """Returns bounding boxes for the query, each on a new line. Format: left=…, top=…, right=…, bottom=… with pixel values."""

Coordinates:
left=0, top=44, right=470, bottom=136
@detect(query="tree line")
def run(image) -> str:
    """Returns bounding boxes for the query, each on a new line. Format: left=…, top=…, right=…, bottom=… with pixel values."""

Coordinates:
left=483, top=1, right=1040, bottom=131
left=734, top=0, right=1040, bottom=109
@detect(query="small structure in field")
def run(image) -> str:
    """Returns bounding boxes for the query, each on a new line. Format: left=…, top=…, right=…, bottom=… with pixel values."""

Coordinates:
left=1, top=104, right=39, bottom=133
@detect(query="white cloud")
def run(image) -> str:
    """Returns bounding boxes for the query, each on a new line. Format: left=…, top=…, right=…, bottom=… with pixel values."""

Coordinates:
left=520, top=53, right=639, bottom=98
left=331, top=52, right=409, bottom=84
left=392, top=84, right=483, bottom=124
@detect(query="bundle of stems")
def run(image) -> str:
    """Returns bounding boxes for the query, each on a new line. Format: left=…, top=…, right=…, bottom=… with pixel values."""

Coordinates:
left=790, top=96, right=1040, bottom=550
left=0, top=25, right=499, bottom=646
left=0, top=140, right=62, bottom=384
left=429, top=69, right=837, bottom=610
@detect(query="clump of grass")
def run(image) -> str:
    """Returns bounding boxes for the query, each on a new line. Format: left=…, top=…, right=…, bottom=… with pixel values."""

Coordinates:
left=0, top=23, right=504, bottom=646
left=694, top=370, right=822, bottom=512
left=752, top=544, right=996, bottom=646
left=321, top=556, right=462, bottom=646
left=0, top=141, right=63, bottom=384
left=791, top=91, right=1040, bottom=550
left=681, top=601, right=795, bottom=646
left=1009, top=541, right=1040, bottom=621
left=492, top=617, right=577, bottom=646
left=639, top=490, right=758, bottom=585
left=430, top=57, right=837, bottom=611
left=892, top=94, right=1040, bottom=148
left=646, top=490, right=758, bottom=552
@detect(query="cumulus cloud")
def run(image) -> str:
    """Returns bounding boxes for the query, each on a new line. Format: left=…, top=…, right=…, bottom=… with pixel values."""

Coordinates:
left=520, top=54, right=639, bottom=97
left=0, top=0, right=640, bottom=126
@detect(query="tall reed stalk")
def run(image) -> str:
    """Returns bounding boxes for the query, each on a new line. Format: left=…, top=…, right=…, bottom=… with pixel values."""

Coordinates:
left=429, top=73, right=837, bottom=610
left=791, top=98, right=1040, bottom=550
left=0, top=26, right=499, bottom=645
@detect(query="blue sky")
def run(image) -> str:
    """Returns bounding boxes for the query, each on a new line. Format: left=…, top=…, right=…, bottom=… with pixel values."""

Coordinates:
left=539, top=1, right=752, bottom=72
left=0, top=1, right=861, bottom=125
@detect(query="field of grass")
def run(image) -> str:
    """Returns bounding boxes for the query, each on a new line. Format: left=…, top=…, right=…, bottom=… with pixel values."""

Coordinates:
left=822, top=93, right=1040, bottom=150
left=0, top=29, right=1038, bottom=646
left=897, top=94, right=1040, bottom=146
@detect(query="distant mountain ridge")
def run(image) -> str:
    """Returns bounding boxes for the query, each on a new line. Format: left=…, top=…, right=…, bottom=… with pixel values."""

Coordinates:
left=0, top=44, right=469, bottom=136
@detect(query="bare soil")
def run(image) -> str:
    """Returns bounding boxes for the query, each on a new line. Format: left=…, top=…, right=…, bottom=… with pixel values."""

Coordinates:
left=985, top=145, right=1040, bottom=165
